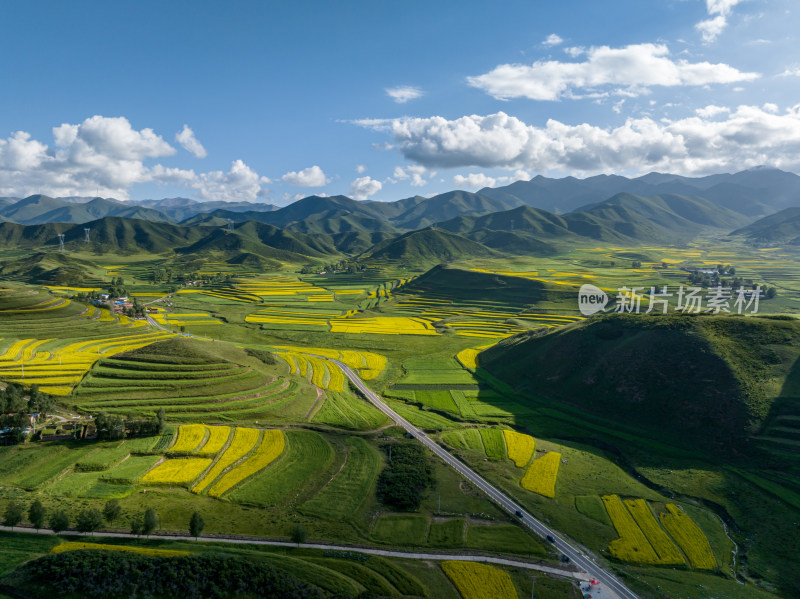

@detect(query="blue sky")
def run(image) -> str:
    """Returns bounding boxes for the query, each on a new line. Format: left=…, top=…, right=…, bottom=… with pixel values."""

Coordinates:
left=0, top=0, right=798, bottom=204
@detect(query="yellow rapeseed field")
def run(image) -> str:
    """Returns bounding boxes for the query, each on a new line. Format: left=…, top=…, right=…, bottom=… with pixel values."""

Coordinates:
left=169, top=424, right=208, bottom=454
left=440, top=561, right=517, bottom=599
left=329, top=316, right=438, bottom=335
left=196, top=426, right=231, bottom=456
left=602, top=495, right=660, bottom=564
left=660, top=504, right=717, bottom=570
left=520, top=451, right=560, bottom=497
left=192, top=427, right=260, bottom=494
left=276, top=345, right=386, bottom=384
left=52, top=542, right=190, bottom=557
left=503, top=430, right=535, bottom=468
left=141, top=458, right=212, bottom=485
left=624, top=499, right=685, bottom=565
left=208, top=429, right=285, bottom=497
left=0, top=331, right=174, bottom=394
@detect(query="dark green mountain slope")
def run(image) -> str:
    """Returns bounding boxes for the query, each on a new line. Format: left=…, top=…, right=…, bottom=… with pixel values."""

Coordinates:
left=0, top=195, right=174, bottom=224
left=435, top=193, right=745, bottom=248
left=362, top=228, right=496, bottom=264
left=731, top=207, right=800, bottom=244
left=182, top=191, right=518, bottom=232
left=0, top=222, right=72, bottom=247
left=479, top=313, right=800, bottom=455
left=575, top=192, right=748, bottom=231
left=391, top=190, right=522, bottom=229
left=0, top=195, right=72, bottom=223
left=177, top=221, right=338, bottom=261
left=62, top=217, right=207, bottom=253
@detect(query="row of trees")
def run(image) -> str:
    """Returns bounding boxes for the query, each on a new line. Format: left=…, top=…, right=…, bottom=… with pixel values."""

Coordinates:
left=298, top=260, right=365, bottom=274
left=2, top=499, right=205, bottom=539
left=94, top=408, right=165, bottom=441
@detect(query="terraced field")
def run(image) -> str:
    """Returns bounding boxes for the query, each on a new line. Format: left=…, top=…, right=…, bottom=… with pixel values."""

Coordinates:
left=0, top=287, right=175, bottom=394
left=71, top=339, right=313, bottom=422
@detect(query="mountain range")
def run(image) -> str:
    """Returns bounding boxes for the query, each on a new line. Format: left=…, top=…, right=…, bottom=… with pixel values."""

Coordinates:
left=0, top=167, right=797, bottom=268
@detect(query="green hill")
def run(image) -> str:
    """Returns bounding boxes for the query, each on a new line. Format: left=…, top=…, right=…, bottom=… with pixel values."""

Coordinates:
left=65, top=216, right=206, bottom=253
left=731, top=207, right=800, bottom=244
left=0, top=252, right=100, bottom=285
left=390, top=190, right=522, bottom=229
left=362, top=228, right=496, bottom=265
left=479, top=313, right=800, bottom=457
left=177, top=221, right=337, bottom=262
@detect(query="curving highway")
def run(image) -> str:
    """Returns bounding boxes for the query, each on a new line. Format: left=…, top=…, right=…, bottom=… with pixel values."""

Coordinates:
left=330, top=358, right=640, bottom=599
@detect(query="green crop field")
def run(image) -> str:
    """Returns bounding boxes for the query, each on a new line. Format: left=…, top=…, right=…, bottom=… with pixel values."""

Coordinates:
left=427, top=518, right=466, bottom=547
left=300, top=436, right=382, bottom=520
left=228, top=430, right=334, bottom=507
left=371, top=514, right=429, bottom=546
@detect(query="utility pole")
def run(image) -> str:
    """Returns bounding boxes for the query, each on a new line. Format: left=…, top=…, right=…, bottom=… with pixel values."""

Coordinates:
left=84, top=228, right=91, bottom=243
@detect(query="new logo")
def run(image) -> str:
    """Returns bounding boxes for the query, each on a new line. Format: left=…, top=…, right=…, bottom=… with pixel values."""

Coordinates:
left=578, top=284, right=608, bottom=316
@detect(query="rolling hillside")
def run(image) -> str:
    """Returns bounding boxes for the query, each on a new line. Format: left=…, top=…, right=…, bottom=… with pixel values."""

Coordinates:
left=731, top=207, right=800, bottom=244
left=361, top=228, right=497, bottom=264
left=479, top=313, right=800, bottom=457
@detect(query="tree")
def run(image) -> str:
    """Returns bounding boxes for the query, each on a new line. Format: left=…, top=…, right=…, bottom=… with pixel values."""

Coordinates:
left=103, top=499, right=121, bottom=526
left=76, top=508, right=103, bottom=535
left=130, top=516, right=142, bottom=536
left=290, top=524, right=307, bottom=544
left=3, top=501, right=23, bottom=528
left=28, top=499, right=45, bottom=531
left=143, top=508, right=158, bottom=536
left=49, top=509, right=69, bottom=534
left=376, top=443, right=435, bottom=511
left=156, top=407, right=166, bottom=433
left=189, top=512, right=204, bottom=539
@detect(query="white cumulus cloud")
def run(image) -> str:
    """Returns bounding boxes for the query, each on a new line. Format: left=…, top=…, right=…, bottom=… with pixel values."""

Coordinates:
left=454, top=169, right=530, bottom=190
left=356, top=105, right=800, bottom=176
left=695, top=105, right=730, bottom=118
left=466, top=43, right=758, bottom=101
left=385, top=86, right=424, bottom=103
left=779, top=66, right=800, bottom=78
left=392, top=165, right=428, bottom=186
left=189, top=159, right=270, bottom=202
left=350, top=176, right=382, bottom=200
left=0, top=115, right=270, bottom=202
left=281, top=165, right=329, bottom=187
left=356, top=164, right=367, bottom=173
left=454, top=173, right=498, bottom=189
left=543, top=33, right=563, bottom=47
left=696, top=0, right=743, bottom=43
left=175, top=124, right=207, bottom=158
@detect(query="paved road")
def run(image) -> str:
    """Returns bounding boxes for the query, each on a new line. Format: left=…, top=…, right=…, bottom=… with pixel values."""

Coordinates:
left=0, top=525, right=586, bottom=580
left=331, top=358, right=639, bottom=599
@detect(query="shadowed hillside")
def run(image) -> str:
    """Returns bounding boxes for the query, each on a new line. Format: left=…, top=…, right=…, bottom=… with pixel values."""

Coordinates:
left=480, top=313, right=800, bottom=456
